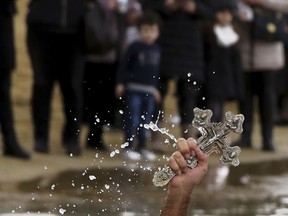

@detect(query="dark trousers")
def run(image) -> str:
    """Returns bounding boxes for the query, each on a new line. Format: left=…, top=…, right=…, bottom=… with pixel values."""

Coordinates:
left=0, top=72, right=18, bottom=148
left=83, top=61, right=118, bottom=146
left=154, top=77, right=204, bottom=124
left=27, top=28, right=84, bottom=148
left=239, top=71, right=275, bottom=147
left=123, top=90, right=155, bottom=150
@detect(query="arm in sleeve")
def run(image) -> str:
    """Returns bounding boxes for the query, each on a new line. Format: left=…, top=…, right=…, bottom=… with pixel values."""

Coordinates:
left=262, top=0, right=288, bottom=13
left=115, top=43, right=136, bottom=85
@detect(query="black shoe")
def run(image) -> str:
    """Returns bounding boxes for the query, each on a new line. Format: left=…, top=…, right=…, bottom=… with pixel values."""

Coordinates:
left=262, top=143, right=276, bottom=152
left=4, top=143, right=31, bottom=160
left=34, top=139, right=49, bottom=153
left=275, top=118, right=288, bottom=126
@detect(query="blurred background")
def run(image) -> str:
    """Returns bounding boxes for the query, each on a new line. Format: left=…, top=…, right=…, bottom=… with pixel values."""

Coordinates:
left=1, top=0, right=288, bottom=215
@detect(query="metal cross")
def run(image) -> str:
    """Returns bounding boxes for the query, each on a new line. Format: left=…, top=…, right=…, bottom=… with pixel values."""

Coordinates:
left=152, top=107, right=245, bottom=187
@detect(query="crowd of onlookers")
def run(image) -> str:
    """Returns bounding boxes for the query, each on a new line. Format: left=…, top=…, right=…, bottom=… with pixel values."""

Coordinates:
left=1, top=0, right=288, bottom=161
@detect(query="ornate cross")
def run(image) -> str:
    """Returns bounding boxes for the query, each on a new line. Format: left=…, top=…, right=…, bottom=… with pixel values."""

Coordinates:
left=152, top=107, right=245, bottom=187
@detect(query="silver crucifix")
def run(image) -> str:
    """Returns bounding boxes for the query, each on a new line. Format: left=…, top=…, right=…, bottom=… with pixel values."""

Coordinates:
left=152, top=107, right=245, bottom=187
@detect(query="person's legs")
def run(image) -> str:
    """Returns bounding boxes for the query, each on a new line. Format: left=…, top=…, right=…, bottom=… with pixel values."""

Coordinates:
left=0, top=72, right=30, bottom=159
left=177, top=79, right=202, bottom=139
left=27, top=28, right=55, bottom=153
left=121, top=91, right=142, bottom=160
left=207, top=99, right=225, bottom=123
left=256, top=71, right=276, bottom=151
left=237, top=72, right=254, bottom=147
left=137, top=93, right=157, bottom=161
left=57, top=34, right=84, bottom=155
left=149, top=77, right=169, bottom=153
left=83, top=62, right=117, bottom=150
left=138, top=93, right=155, bottom=150
left=123, top=91, right=142, bottom=150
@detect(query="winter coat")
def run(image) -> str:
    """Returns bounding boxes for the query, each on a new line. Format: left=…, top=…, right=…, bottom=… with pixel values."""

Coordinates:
left=203, top=21, right=244, bottom=100
left=141, top=0, right=213, bottom=82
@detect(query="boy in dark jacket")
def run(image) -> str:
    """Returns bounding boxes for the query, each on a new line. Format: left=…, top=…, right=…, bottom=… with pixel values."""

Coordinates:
left=115, top=11, right=161, bottom=161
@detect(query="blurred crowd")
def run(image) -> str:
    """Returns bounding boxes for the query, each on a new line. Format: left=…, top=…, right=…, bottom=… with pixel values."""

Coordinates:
left=1, top=0, right=288, bottom=160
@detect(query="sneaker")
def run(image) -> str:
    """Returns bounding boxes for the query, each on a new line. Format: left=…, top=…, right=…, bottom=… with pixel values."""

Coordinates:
left=140, top=149, right=157, bottom=161
left=124, top=149, right=141, bottom=161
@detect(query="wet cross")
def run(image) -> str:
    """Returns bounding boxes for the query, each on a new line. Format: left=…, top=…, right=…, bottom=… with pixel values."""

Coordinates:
left=152, top=107, right=245, bottom=187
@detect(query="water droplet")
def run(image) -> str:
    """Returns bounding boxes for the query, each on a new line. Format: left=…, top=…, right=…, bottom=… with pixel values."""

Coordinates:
left=121, top=142, right=129, bottom=148
left=89, top=175, right=96, bottom=180
left=110, top=151, right=116, bottom=157
left=59, top=208, right=66, bottom=215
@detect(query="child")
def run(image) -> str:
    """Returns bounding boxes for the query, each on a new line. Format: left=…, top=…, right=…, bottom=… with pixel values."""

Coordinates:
left=115, top=11, right=161, bottom=161
left=204, top=0, right=244, bottom=123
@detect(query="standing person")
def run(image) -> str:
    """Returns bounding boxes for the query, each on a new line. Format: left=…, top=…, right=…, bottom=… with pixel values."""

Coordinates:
left=234, top=0, right=288, bottom=151
left=26, top=0, right=85, bottom=156
left=123, top=0, right=143, bottom=49
left=0, top=0, right=30, bottom=159
left=274, top=43, right=288, bottom=126
left=160, top=138, right=208, bottom=216
left=204, top=0, right=244, bottom=123
left=82, top=0, right=125, bottom=151
left=140, top=0, right=213, bottom=148
left=115, top=11, right=161, bottom=161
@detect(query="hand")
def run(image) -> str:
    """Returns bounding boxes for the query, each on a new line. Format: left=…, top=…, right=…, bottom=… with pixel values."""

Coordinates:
left=167, top=138, right=208, bottom=194
left=164, top=0, right=179, bottom=10
left=153, top=90, right=162, bottom=104
left=181, top=0, right=196, bottom=14
left=160, top=138, right=208, bottom=216
left=115, top=84, right=125, bottom=99
left=107, top=0, right=119, bottom=11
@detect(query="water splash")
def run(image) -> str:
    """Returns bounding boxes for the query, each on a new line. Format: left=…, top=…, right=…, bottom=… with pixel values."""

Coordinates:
left=143, top=121, right=177, bottom=143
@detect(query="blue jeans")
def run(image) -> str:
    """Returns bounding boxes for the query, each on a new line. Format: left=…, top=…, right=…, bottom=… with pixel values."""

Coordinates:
left=123, top=90, right=155, bottom=150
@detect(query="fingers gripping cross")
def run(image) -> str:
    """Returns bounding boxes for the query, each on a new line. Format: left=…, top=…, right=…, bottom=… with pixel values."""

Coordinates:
left=152, top=107, right=245, bottom=187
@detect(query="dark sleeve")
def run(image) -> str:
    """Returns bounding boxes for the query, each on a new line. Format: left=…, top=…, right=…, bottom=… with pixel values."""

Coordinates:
left=194, top=0, right=214, bottom=19
left=0, top=0, right=16, bottom=16
left=115, top=42, right=137, bottom=85
left=140, top=0, right=172, bottom=16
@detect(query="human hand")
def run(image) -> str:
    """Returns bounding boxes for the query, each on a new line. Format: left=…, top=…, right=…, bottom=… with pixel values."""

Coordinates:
left=153, top=90, right=162, bottom=104
left=181, top=0, right=196, bottom=14
left=107, top=0, right=119, bottom=11
left=164, top=0, right=179, bottom=11
left=167, top=138, right=208, bottom=195
left=115, top=84, right=125, bottom=99
left=160, top=138, right=208, bottom=216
